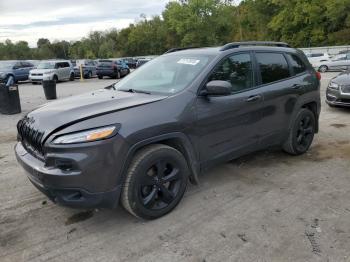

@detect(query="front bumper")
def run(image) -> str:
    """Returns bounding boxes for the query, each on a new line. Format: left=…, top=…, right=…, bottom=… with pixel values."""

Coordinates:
left=326, top=88, right=350, bottom=107
left=15, top=139, right=126, bottom=208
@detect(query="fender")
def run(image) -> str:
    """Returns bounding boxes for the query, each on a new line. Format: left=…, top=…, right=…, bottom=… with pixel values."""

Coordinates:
left=118, top=132, right=200, bottom=187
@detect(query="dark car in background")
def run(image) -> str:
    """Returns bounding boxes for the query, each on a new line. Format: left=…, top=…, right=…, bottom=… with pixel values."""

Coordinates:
left=123, top=57, right=137, bottom=69
left=96, top=59, right=129, bottom=79
left=0, top=60, right=35, bottom=83
left=15, top=42, right=321, bottom=220
left=72, top=59, right=97, bottom=79
left=136, top=58, right=151, bottom=68
left=326, top=70, right=350, bottom=107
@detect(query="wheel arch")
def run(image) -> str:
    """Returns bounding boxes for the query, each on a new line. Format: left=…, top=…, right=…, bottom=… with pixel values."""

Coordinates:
left=119, top=133, right=200, bottom=187
left=287, top=100, right=320, bottom=134
left=301, top=101, right=319, bottom=133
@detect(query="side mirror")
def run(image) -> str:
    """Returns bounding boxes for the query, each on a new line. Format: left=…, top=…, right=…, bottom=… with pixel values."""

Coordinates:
left=200, top=80, right=232, bottom=96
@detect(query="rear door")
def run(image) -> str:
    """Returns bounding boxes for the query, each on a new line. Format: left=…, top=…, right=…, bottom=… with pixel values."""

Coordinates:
left=329, top=55, right=348, bottom=70
left=195, top=52, right=266, bottom=166
left=20, top=61, right=33, bottom=80
left=55, top=62, right=63, bottom=80
left=13, top=61, right=25, bottom=80
left=254, top=52, right=308, bottom=146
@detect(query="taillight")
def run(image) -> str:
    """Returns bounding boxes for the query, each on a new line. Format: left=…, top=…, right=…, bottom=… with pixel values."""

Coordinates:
left=316, top=71, right=321, bottom=80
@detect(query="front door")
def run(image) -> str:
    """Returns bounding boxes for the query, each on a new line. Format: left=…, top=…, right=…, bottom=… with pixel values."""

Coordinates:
left=194, top=52, right=266, bottom=166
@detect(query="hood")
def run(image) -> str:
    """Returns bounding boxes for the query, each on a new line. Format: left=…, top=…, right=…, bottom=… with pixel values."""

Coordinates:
left=332, top=72, right=350, bottom=85
left=24, top=88, right=167, bottom=139
left=30, top=68, right=55, bottom=74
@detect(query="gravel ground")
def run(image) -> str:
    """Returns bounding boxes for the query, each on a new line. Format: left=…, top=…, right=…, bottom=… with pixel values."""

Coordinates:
left=0, top=73, right=349, bottom=262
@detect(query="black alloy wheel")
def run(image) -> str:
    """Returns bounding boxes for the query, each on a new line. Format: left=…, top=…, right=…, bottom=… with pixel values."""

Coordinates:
left=283, top=108, right=315, bottom=155
left=122, top=144, right=188, bottom=219
left=295, top=114, right=314, bottom=152
left=139, top=159, right=182, bottom=210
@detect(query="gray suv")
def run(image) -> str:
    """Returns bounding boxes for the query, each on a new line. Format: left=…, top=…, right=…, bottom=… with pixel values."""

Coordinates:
left=15, top=42, right=321, bottom=219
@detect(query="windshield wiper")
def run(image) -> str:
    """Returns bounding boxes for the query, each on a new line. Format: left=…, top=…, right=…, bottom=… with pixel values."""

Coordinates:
left=119, top=88, right=151, bottom=94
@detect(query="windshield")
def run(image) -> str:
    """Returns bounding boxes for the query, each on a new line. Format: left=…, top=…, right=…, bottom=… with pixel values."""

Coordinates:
left=114, top=54, right=213, bottom=94
left=37, top=61, right=55, bottom=69
left=0, top=61, right=15, bottom=70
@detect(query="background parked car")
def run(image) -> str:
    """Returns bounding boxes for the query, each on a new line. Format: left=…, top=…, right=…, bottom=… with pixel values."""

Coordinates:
left=136, top=58, right=151, bottom=68
left=29, top=60, right=74, bottom=83
left=305, top=52, right=330, bottom=64
left=0, top=60, right=35, bottom=83
left=314, top=53, right=350, bottom=72
left=326, top=69, right=350, bottom=107
left=123, top=57, right=137, bottom=69
left=97, top=59, right=129, bottom=79
left=71, top=59, right=97, bottom=79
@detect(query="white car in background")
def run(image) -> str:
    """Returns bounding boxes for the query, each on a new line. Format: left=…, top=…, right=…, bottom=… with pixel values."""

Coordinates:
left=29, top=60, right=74, bottom=83
left=305, top=52, right=330, bottom=65
left=313, top=53, right=350, bottom=72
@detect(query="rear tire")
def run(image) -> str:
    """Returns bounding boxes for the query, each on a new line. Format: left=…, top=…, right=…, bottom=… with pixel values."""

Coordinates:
left=121, top=144, right=189, bottom=219
left=85, top=71, right=92, bottom=79
left=98, top=75, right=103, bottom=79
left=283, top=108, right=315, bottom=155
left=53, top=75, right=58, bottom=83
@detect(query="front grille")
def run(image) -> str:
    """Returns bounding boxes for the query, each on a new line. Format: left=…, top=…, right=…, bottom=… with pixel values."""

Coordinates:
left=31, top=73, right=43, bottom=76
left=17, top=117, right=45, bottom=157
left=341, top=85, right=350, bottom=93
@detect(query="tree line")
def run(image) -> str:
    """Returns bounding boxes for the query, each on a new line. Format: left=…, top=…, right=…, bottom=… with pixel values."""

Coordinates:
left=1, top=0, right=349, bottom=60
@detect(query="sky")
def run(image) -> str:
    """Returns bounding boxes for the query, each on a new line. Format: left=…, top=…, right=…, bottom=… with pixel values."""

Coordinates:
left=0, top=0, right=170, bottom=47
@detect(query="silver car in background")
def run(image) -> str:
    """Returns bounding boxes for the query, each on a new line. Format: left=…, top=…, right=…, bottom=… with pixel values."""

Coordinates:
left=314, top=53, right=350, bottom=72
left=326, top=70, right=350, bottom=107
left=29, top=60, right=74, bottom=83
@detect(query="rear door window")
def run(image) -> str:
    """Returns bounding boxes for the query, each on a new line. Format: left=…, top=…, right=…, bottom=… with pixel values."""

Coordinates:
left=287, top=54, right=307, bottom=75
left=255, top=52, right=290, bottom=84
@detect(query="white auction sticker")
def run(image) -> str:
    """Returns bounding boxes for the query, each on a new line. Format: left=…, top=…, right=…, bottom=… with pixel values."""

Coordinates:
left=177, top=58, right=200, bottom=66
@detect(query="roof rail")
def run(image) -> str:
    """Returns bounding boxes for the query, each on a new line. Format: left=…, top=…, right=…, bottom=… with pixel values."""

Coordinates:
left=164, top=47, right=197, bottom=54
left=220, top=41, right=291, bottom=51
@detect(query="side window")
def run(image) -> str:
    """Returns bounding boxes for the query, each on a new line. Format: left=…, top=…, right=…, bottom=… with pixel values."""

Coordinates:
left=346, top=54, right=350, bottom=60
left=55, top=63, right=61, bottom=69
left=63, top=62, right=69, bottom=68
left=256, top=52, right=290, bottom=84
left=288, top=54, right=307, bottom=75
left=209, top=53, right=253, bottom=93
left=14, top=62, right=22, bottom=69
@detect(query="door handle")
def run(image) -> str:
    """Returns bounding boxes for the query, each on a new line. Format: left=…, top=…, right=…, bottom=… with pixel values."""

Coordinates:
left=245, top=95, right=262, bottom=102
left=291, top=84, right=302, bottom=89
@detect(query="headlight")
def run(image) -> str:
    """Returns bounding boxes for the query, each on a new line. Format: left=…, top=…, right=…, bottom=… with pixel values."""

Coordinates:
left=328, top=81, right=339, bottom=90
left=53, top=126, right=116, bottom=144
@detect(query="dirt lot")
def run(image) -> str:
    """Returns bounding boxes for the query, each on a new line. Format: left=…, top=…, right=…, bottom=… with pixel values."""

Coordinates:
left=1, top=74, right=349, bottom=262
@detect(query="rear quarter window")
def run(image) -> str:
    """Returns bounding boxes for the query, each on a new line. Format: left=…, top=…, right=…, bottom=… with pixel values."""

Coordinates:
left=287, top=54, right=307, bottom=75
left=255, top=52, right=290, bottom=84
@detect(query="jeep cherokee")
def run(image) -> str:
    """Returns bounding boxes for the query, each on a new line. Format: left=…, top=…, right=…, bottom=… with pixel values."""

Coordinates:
left=15, top=42, right=321, bottom=219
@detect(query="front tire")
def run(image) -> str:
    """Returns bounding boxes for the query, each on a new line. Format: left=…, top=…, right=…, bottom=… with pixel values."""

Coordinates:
left=283, top=108, right=316, bottom=155
left=69, top=73, right=75, bottom=81
left=98, top=75, right=103, bottom=79
left=121, top=144, right=189, bottom=220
